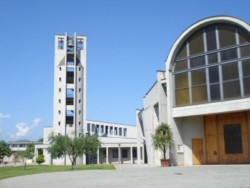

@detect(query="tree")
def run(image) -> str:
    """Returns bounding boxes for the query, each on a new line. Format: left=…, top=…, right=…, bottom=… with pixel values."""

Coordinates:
left=48, top=134, right=101, bottom=170
left=15, top=143, right=35, bottom=169
left=36, top=154, right=45, bottom=165
left=0, top=140, right=11, bottom=163
left=151, top=123, right=173, bottom=160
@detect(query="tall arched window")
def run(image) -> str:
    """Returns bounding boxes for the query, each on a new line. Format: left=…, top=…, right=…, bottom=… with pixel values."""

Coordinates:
left=173, top=23, right=250, bottom=106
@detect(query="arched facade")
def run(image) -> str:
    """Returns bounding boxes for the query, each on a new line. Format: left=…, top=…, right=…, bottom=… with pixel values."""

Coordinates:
left=166, top=16, right=250, bottom=165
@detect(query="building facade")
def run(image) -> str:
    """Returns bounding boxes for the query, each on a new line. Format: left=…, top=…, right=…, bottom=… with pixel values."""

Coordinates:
left=138, top=16, right=250, bottom=166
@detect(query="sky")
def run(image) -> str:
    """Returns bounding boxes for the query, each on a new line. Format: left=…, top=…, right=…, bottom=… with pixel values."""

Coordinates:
left=0, top=0, right=249, bottom=141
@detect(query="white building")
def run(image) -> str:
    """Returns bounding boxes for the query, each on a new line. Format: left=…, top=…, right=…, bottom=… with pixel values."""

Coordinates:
left=138, top=16, right=250, bottom=166
left=36, top=33, right=144, bottom=165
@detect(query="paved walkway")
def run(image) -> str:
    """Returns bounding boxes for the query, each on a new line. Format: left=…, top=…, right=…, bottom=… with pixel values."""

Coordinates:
left=1, top=165, right=250, bottom=188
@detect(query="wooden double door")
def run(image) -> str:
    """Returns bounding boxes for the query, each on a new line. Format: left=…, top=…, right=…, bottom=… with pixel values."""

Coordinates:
left=204, top=112, right=250, bottom=164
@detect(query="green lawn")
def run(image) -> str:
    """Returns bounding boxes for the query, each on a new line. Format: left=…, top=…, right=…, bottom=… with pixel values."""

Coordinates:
left=0, top=164, right=115, bottom=180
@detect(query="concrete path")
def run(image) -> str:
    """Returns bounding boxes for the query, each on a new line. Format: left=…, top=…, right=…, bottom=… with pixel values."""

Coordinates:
left=1, top=165, right=250, bottom=188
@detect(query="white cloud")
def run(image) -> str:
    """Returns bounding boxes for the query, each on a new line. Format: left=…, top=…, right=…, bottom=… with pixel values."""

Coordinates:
left=32, top=118, right=41, bottom=128
left=11, top=117, right=42, bottom=139
left=0, top=113, right=11, bottom=119
left=15, top=123, right=30, bottom=139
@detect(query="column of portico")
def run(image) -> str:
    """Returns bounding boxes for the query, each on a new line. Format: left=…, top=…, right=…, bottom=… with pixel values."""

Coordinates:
left=130, top=146, right=133, bottom=164
left=118, top=144, right=121, bottom=164
left=137, top=145, right=141, bottom=165
left=97, top=148, right=100, bottom=164
left=106, top=147, right=109, bottom=164
left=141, top=146, right=144, bottom=164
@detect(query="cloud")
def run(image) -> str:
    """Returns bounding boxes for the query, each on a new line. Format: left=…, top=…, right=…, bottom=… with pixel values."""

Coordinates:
left=0, top=113, right=11, bottom=119
left=15, top=123, right=30, bottom=139
left=32, top=118, right=42, bottom=128
left=11, top=117, right=42, bottom=139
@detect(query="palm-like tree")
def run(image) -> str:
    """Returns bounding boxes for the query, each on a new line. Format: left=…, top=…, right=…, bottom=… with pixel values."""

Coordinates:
left=152, top=123, right=173, bottom=160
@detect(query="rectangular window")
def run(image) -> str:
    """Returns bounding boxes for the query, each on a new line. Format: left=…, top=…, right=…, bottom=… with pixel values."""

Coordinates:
left=110, top=127, right=113, bottom=135
left=220, top=48, right=237, bottom=61
left=190, top=56, right=205, bottom=68
left=133, top=149, right=137, bottom=158
left=206, top=25, right=217, bottom=51
left=208, top=53, right=218, bottom=64
left=58, top=38, right=64, bottom=49
left=87, top=123, right=90, bottom=132
left=175, top=89, right=189, bottom=106
left=189, top=30, right=204, bottom=55
left=219, top=25, right=236, bottom=48
left=105, top=126, right=109, bottom=134
left=224, top=124, right=242, bottom=154
left=124, top=128, right=127, bottom=137
left=122, top=149, right=128, bottom=158
left=92, top=124, right=95, bottom=132
left=114, top=127, right=118, bottom=135
left=112, top=150, right=118, bottom=158
left=119, top=128, right=122, bottom=136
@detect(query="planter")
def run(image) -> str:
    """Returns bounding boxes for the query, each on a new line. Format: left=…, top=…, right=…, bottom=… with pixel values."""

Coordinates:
left=161, top=159, right=169, bottom=167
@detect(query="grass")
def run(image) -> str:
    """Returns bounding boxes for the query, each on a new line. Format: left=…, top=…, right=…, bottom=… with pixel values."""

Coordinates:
left=0, top=164, right=115, bottom=180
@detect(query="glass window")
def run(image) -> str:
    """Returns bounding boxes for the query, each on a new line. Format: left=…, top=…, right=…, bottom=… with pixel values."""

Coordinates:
left=206, top=25, right=217, bottom=51
left=124, top=128, right=127, bottom=137
left=220, top=48, right=237, bottom=61
left=177, top=45, right=187, bottom=59
left=192, top=85, right=207, bottom=103
left=190, top=56, right=205, bottom=68
left=244, top=77, right=250, bottom=96
left=112, top=150, right=118, bottom=158
left=175, top=89, right=189, bottom=106
left=208, top=53, right=218, bottom=64
left=174, top=59, right=187, bottom=71
left=210, top=84, right=221, bottom=101
left=223, top=80, right=241, bottom=99
left=175, top=73, right=188, bottom=89
left=240, top=44, right=250, bottom=58
left=219, top=25, right=236, bottom=48
left=222, top=62, right=239, bottom=81
left=242, top=59, right=250, bottom=77
left=192, top=69, right=206, bottom=85
left=209, top=66, right=219, bottom=83
left=122, top=150, right=128, bottom=158
left=238, top=27, right=250, bottom=44
left=189, top=30, right=204, bottom=55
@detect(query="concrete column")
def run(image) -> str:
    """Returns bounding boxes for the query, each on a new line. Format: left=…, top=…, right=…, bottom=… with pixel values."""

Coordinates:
left=137, top=145, right=141, bottom=165
left=141, top=146, right=144, bottom=164
left=97, top=148, right=100, bottom=164
left=130, top=147, right=133, bottom=164
left=118, top=144, right=121, bottom=164
left=106, top=147, right=109, bottom=164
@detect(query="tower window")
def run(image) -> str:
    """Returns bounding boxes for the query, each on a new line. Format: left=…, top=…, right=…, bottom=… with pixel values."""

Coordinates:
left=79, top=88, right=81, bottom=92
left=59, top=88, right=61, bottom=92
left=79, top=99, right=81, bottom=103
left=59, top=99, right=61, bottom=103
left=59, top=77, right=61, bottom=82
left=58, top=122, right=61, bottom=126
left=59, top=67, right=62, bottom=71
left=79, top=78, right=81, bottom=82
left=58, top=38, right=64, bottom=50
left=58, top=110, right=61, bottom=114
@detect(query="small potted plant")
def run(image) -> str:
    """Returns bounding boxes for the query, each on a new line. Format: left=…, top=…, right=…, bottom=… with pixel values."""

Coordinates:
left=152, top=123, right=173, bottom=167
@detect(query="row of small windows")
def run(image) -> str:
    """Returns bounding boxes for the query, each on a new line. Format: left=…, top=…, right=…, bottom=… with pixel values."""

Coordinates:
left=57, top=38, right=84, bottom=50
left=58, top=121, right=81, bottom=126
left=173, top=23, right=250, bottom=106
left=87, top=123, right=127, bottom=137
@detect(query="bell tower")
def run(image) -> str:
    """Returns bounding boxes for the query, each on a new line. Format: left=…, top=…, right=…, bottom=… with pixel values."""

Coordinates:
left=53, top=32, right=87, bottom=139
